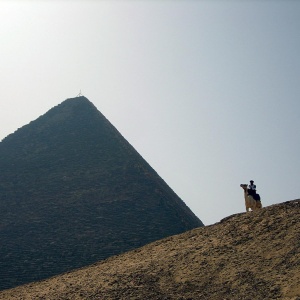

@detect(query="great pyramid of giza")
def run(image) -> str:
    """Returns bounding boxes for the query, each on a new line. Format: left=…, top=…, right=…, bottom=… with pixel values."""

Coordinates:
left=0, top=96, right=203, bottom=290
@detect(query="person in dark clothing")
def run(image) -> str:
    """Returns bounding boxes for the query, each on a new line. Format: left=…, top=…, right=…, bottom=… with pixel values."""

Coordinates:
left=248, top=180, right=256, bottom=196
left=248, top=180, right=261, bottom=201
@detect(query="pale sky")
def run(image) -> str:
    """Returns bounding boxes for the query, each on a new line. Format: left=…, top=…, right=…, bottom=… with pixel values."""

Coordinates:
left=1, top=0, right=300, bottom=225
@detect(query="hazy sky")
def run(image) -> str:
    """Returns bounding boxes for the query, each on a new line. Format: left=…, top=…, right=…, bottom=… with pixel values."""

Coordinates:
left=1, top=0, right=300, bottom=225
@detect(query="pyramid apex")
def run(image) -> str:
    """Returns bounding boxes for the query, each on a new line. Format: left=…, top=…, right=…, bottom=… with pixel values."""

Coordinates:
left=76, top=90, right=83, bottom=97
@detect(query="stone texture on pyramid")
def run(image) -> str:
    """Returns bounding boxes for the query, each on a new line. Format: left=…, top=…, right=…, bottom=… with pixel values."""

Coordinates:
left=0, top=96, right=203, bottom=290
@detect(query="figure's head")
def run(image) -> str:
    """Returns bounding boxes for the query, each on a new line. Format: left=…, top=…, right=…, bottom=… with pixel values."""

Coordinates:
left=250, top=180, right=254, bottom=184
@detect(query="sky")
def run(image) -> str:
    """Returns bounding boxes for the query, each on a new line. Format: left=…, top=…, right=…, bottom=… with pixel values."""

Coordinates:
left=1, top=0, right=300, bottom=226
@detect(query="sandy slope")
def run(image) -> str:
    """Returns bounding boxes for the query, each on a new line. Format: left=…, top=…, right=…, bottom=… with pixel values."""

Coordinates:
left=0, top=200, right=299, bottom=300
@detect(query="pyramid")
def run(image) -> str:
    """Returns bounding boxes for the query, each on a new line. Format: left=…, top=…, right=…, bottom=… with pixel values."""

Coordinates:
left=0, top=96, right=203, bottom=290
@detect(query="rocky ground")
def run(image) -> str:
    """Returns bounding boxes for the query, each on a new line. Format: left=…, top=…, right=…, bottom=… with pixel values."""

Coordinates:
left=0, top=199, right=299, bottom=300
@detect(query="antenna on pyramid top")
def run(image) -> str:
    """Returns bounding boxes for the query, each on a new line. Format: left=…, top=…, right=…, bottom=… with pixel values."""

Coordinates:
left=76, top=90, right=83, bottom=97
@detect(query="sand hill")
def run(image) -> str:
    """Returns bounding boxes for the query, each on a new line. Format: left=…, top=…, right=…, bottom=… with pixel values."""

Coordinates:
left=1, top=199, right=299, bottom=300
left=0, top=97, right=202, bottom=290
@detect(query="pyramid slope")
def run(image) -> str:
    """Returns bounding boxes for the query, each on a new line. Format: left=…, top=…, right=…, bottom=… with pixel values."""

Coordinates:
left=0, top=97, right=203, bottom=290
left=0, top=200, right=299, bottom=299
